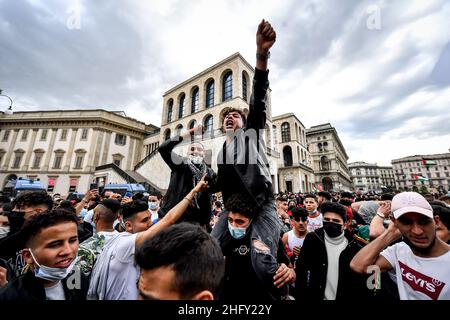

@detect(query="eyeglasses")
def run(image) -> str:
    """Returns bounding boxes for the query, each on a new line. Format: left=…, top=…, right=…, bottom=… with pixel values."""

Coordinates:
left=291, top=216, right=308, bottom=222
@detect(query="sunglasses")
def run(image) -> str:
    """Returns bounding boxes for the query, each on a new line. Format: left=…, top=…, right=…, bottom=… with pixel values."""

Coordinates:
left=291, top=216, right=308, bottom=222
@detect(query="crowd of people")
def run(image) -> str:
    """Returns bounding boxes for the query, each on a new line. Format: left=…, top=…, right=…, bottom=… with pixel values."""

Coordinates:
left=0, top=19, right=450, bottom=301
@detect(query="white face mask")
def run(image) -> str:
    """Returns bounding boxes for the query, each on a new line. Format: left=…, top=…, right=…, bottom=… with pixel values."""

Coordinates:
left=29, top=249, right=77, bottom=281
left=188, top=155, right=204, bottom=165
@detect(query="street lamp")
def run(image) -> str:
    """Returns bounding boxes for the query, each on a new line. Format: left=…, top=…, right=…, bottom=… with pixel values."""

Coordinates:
left=0, top=89, right=13, bottom=115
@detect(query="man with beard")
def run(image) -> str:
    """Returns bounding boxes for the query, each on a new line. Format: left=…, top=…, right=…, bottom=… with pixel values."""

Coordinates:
left=158, top=125, right=217, bottom=230
left=351, top=192, right=450, bottom=300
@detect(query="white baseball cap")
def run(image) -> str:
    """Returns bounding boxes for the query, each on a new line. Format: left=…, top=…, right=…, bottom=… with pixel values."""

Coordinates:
left=391, top=192, right=433, bottom=219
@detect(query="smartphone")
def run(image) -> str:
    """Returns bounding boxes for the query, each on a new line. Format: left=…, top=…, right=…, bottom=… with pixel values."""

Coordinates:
left=90, top=183, right=98, bottom=190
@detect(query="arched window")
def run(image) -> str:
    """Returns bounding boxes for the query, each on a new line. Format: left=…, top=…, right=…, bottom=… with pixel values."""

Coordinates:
left=204, top=115, right=213, bottom=135
left=205, top=80, right=214, bottom=108
left=318, top=143, right=323, bottom=152
left=281, top=122, right=291, bottom=143
left=175, top=124, right=183, bottom=136
left=323, top=142, right=328, bottom=152
left=178, top=94, right=185, bottom=119
left=188, top=120, right=197, bottom=130
left=167, top=100, right=173, bottom=123
left=321, top=156, right=329, bottom=171
left=222, top=71, right=232, bottom=102
left=164, top=129, right=171, bottom=141
left=242, top=71, right=248, bottom=102
left=283, top=146, right=293, bottom=167
left=191, top=87, right=199, bottom=114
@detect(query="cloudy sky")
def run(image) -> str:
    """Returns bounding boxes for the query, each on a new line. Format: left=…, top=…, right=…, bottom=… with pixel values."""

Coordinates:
left=1, top=0, right=449, bottom=166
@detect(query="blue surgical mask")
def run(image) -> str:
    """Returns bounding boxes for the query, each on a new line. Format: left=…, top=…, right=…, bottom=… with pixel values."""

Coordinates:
left=29, top=249, right=77, bottom=281
left=228, top=223, right=248, bottom=239
left=148, top=202, right=158, bottom=211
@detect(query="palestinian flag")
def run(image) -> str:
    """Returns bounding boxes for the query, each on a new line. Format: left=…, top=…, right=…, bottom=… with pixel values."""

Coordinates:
left=422, top=159, right=437, bottom=166
left=411, top=173, right=429, bottom=182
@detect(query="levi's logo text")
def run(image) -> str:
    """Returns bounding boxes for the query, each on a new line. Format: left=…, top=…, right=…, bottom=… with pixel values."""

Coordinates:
left=399, top=261, right=445, bottom=300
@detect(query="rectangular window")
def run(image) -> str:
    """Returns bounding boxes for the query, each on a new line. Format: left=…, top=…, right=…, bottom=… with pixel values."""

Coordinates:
left=113, top=159, right=121, bottom=167
left=47, top=177, right=56, bottom=192
left=40, top=129, right=48, bottom=141
left=74, top=155, right=84, bottom=169
left=2, top=130, right=10, bottom=142
left=115, top=134, right=126, bottom=146
left=33, top=153, right=43, bottom=168
left=53, top=155, right=63, bottom=169
left=69, top=178, right=78, bottom=192
left=12, top=154, right=23, bottom=168
left=0, top=153, right=4, bottom=166
left=81, top=129, right=89, bottom=140
left=21, top=129, right=29, bottom=141
left=60, top=129, right=68, bottom=141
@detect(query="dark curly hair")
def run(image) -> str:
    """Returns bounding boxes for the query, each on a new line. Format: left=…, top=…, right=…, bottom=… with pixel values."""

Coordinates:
left=320, top=202, right=347, bottom=222
left=20, top=208, right=79, bottom=248
left=225, top=193, right=255, bottom=219
left=136, top=222, right=224, bottom=299
left=12, top=190, right=53, bottom=211
left=121, top=200, right=149, bottom=222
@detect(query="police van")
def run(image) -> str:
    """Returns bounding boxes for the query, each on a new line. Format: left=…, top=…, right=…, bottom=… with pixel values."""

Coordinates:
left=103, top=183, right=146, bottom=198
left=3, top=178, right=46, bottom=198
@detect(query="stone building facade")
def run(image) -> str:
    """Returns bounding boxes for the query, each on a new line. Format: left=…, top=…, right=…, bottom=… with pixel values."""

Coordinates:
left=0, top=109, right=158, bottom=196
left=349, top=161, right=395, bottom=193
left=272, top=113, right=314, bottom=193
left=306, top=123, right=352, bottom=192
left=391, top=152, right=450, bottom=193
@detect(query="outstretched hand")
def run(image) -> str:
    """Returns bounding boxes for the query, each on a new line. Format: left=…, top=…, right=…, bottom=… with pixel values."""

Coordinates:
left=256, top=19, right=276, bottom=52
left=193, top=174, right=209, bottom=193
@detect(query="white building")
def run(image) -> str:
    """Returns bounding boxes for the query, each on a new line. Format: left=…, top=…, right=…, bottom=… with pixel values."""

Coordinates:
left=306, top=123, right=352, bottom=192
left=349, top=161, right=395, bottom=193
left=0, top=109, right=159, bottom=196
left=392, top=152, right=450, bottom=193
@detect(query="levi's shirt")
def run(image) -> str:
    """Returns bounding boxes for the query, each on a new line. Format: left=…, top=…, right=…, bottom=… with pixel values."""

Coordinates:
left=381, top=242, right=450, bottom=300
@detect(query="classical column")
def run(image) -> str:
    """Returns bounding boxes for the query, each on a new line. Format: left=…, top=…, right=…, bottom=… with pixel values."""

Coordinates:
left=42, top=129, right=58, bottom=171
left=86, top=129, right=99, bottom=172
left=21, top=129, right=38, bottom=171
left=100, top=131, right=111, bottom=165
left=126, top=137, right=135, bottom=170
left=93, top=130, right=105, bottom=167
left=63, top=128, right=78, bottom=171
left=1, top=129, right=19, bottom=170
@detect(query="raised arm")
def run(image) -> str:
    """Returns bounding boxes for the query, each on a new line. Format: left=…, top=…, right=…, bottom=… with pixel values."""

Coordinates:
left=246, top=19, right=276, bottom=130
left=75, top=189, right=98, bottom=216
left=369, top=202, right=391, bottom=239
left=350, top=221, right=401, bottom=274
left=135, top=175, right=209, bottom=247
left=158, top=125, right=202, bottom=170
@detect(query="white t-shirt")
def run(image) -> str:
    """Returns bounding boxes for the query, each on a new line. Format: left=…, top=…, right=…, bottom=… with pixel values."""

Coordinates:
left=381, top=242, right=450, bottom=300
left=103, top=233, right=140, bottom=300
left=287, top=230, right=305, bottom=251
left=45, top=281, right=66, bottom=300
left=307, top=213, right=323, bottom=233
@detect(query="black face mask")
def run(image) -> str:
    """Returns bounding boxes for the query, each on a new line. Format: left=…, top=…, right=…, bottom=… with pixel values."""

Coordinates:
left=7, top=211, right=25, bottom=234
left=323, top=221, right=343, bottom=238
